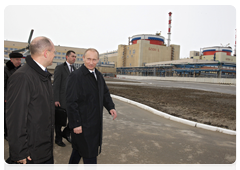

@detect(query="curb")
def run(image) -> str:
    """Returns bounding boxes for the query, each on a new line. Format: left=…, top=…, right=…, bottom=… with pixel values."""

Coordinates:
left=111, top=94, right=236, bottom=136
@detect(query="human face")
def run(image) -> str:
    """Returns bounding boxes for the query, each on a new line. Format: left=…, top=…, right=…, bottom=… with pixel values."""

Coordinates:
left=10, top=58, right=22, bottom=68
left=83, top=50, right=99, bottom=71
left=66, top=52, right=76, bottom=64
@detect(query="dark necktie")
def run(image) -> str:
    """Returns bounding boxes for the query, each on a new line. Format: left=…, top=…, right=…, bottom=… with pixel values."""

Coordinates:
left=91, top=71, right=97, bottom=80
left=70, top=65, right=74, bottom=73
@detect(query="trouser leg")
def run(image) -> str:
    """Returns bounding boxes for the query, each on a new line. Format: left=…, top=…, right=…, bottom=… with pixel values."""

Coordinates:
left=69, top=149, right=81, bottom=164
left=55, top=124, right=62, bottom=142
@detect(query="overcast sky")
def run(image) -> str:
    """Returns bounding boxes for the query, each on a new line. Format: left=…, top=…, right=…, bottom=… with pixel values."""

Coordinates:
left=4, top=5, right=236, bottom=58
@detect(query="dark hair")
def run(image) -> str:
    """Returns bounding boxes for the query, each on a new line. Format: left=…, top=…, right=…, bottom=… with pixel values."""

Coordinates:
left=83, top=48, right=99, bottom=58
left=29, top=36, right=53, bottom=55
left=66, top=50, right=75, bottom=56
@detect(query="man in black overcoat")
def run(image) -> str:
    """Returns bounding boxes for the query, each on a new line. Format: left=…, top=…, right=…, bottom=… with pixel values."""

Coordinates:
left=53, top=50, right=76, bottom=146
left=6, top=36, right=55, bottom=164
left=4, top=52, right=23, bottom=141
left=66, top=48, right=117, bottom=164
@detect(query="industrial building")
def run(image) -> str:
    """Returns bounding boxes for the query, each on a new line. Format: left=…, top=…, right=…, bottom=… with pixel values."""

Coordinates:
left=4, top=12, right=236, bottom=78
left=117, top=34, right=180, bottom=68
left=115, top=12, right=236, bottom=78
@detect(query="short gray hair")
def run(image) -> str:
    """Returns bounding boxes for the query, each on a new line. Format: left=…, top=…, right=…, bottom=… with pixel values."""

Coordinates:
left=30, top=36, right=53, bottom=55
left=83, top=48, right=99, bottom=58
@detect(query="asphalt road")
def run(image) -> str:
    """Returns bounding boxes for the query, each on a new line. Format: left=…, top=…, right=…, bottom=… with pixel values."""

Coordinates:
left=106, top=78, right=236, bottom=95
left=4, top=98, right=236, bottom=164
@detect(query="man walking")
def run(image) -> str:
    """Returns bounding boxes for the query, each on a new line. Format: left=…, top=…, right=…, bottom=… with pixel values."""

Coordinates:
left=4, top=52, right=23, bottom=141
left=53, top=50, right=76, bottom=147
left=6, top=36, right=55, bottom=164
left=66, top=48, right=117, bottom=164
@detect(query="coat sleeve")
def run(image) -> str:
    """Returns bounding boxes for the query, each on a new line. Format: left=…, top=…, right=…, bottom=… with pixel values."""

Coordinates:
left=102, top=78, right=115, bottom=113
left=66, top=72, right=82, bottom=129
left=4, top=69, right=8, bottom=101
left=52, top=65, right=62, bottom=102
left=6, top=73, right=30, bottom=161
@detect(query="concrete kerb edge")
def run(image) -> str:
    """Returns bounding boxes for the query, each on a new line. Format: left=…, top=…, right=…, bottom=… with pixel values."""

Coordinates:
left=111, top=94, right=236, bottom=136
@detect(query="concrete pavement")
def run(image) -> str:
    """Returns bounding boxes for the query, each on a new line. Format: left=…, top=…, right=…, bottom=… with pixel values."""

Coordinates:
left=4, top=98, right=236, bottom=164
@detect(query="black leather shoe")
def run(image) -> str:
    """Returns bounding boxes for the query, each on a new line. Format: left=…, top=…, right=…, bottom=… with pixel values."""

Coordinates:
left=55, top=140, right=66, bottom=147
left=63, top=135, right=71, bottom=143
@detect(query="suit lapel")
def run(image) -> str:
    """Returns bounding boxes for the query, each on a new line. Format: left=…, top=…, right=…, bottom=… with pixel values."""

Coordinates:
left=64, top=62, right=70, bottom=74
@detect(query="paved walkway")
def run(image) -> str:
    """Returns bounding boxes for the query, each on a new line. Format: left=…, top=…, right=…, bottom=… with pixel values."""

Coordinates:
left=4, top=98, right=236, bottom=164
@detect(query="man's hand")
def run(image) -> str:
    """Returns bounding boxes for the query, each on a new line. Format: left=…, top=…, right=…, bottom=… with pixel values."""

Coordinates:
left=73, top=126, right=82, bottom=134
left=17, top=156, right=31, bottom=164
left=55, top=101, right=61, bottom=107
left=110, top=109, right=117, bottom=120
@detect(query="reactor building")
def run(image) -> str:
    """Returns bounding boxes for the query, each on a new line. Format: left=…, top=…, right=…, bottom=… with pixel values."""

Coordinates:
left=116, top=12, right=179, bottom=68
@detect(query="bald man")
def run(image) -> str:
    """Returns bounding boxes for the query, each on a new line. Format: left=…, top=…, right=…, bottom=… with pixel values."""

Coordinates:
left=6, top=36, right=55, bottom=164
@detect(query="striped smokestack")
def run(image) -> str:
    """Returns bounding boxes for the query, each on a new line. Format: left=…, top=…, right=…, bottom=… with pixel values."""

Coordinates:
left=234, top=28, right=238, bottom=55
left=167, top=12, right=172, bottom=46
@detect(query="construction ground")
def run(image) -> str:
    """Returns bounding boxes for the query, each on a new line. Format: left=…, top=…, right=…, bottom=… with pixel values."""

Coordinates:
left=106, top=77, right=236, bottom=130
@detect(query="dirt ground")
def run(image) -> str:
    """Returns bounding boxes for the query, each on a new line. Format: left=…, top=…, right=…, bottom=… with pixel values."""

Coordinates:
left=106, top=78, right=236, bottom=130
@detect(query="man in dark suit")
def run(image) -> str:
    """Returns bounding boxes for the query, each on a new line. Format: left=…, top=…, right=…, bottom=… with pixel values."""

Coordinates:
left=66, top=48, right=117, bottom=164
left=6, top=36, right=55, bottom=164
left=53, top=50, right=76, bottom=147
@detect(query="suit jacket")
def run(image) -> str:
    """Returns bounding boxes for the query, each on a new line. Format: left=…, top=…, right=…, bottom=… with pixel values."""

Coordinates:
left=6, top=55, right=54, bottom=163
left=66, top=64, right=115, bottom=158
left=53, top=62, right=76, bottom=109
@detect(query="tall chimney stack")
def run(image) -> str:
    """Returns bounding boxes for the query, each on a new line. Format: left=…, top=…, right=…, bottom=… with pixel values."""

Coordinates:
left=167, top=12, right=172, bottom=46
left=234, top=28, right=238, bottom=55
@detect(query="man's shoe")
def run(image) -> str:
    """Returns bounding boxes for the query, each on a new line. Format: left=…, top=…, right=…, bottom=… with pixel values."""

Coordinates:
left=55, top=140, right=66, bottom=147
left=63, top=135, right=71, bottom=143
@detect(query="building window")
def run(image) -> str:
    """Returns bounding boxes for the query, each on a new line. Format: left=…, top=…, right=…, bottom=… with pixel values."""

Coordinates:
left=4, top=52, right=8, bottom=55
left=129, top=50, right=131, bottom=54
left=62, top=57, right=65, bottom=60
left=131, top=55, right=133, bottom=58
left=4, top=47, right=8, bottom=50
left=62, top=52, right=66, bottom=55
left=133, top=49, right=135, bottom=54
